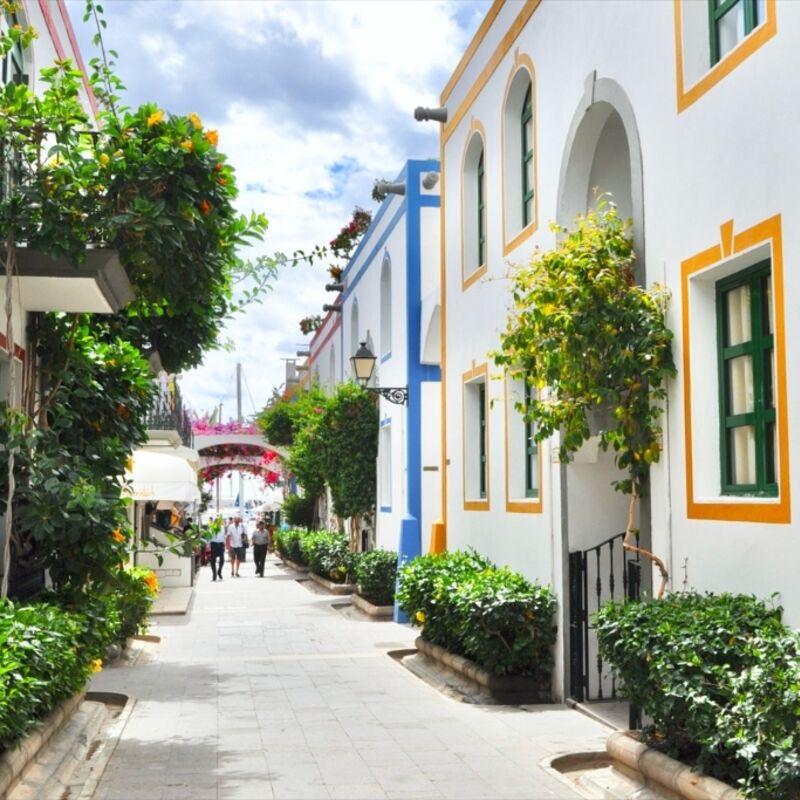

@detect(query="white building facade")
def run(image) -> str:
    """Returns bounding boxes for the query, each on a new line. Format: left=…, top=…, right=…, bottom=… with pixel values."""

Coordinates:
left=436, top=0, right=799, bottom=702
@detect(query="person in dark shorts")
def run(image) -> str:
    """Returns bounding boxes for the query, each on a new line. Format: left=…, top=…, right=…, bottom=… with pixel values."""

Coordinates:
left=251, top=520, right=269, bottom=577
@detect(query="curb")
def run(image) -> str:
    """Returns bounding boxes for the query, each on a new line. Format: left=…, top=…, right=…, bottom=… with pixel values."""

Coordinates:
left=280, top=557, right=310, bottom=573
left=308, top=572, right=355, bottom=595
left=351, top=593, right=393, bottom=618
left=76, top=695, right=137, bottom=800
left=0, top=690, right=86, bottom=797
left=414, top=637, right=551, bottom=703
left=607, top=731, right=742, bottom=800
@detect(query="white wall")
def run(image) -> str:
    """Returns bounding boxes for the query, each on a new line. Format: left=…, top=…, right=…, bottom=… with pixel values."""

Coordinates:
left=440, top=0, right=800, bottom=694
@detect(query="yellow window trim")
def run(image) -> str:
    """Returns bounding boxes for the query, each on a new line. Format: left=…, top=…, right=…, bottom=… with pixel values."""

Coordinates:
left=462, top=362, right=490, bottom=511
left=443, top=0, right=541, bottom=146
left=503, top=371, right=543, bottom=514
left=681, top=214, right=790, bottom=523
left=501, top=51, right=539, bottom=256
left=461, top=119, right=489, bottom=292
left=673, top=0, right=777, bottom=114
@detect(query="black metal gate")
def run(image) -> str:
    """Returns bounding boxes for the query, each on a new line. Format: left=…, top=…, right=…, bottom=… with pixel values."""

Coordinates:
left=569, top=531, right=640, bottom=703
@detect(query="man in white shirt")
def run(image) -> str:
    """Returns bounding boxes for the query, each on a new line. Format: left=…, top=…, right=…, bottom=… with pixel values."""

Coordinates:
left=209, top=518, right=227, bottom=581
left=226, top=516, right=246, bottom=577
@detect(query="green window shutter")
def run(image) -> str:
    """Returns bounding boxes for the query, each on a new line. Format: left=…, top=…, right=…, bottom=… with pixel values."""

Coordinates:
left=524, top=380, right=538, bottom=497
left=477, top=149, right=486, bottom=267
left=708, top=0, right=761, bottom=65
left=479, top=382, right=487, bottom=499
left=521, top=84, right=534, bottom=228
left=716, top=260, right=776, bottom=496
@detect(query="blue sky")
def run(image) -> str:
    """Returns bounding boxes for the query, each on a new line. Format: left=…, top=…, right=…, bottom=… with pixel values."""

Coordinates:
left=65, top=0, right=491, bottom=420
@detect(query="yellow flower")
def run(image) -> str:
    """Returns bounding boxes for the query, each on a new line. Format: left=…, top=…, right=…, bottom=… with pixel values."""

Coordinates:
left=179, top=139, right=193, bottom=152
left=144, top=571, right=159, bottom=594
left=415, top=610, right=426, bottom=624
left=205, top=129, right=219, bottom=147
left=146, top=109, right=164, bottom=128
left=98, top=153, right=110, bottom=167
left=189, top=112, right=202, bottom=130
left=90, top=659, right=103, bottom=674
left=112, top=528, right=125, bottom=543
left=125, top=456, right=133, bottom=472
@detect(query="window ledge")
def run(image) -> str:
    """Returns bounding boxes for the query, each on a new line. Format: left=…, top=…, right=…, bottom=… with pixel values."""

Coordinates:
left=462, top=264, right=488, bottom=291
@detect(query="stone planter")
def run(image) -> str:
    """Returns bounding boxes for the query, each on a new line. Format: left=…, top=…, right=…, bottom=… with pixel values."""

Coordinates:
left=280, top=557, right=310, bottom=573
left=351, top=593, right=393, bottom=618
left=308, top=571, right=355, bottom=595
left=0, top=690, right=86, bottom=796
left=607, top=731, right=742, bottom=800
left=414, top=637, right=551, bottom=703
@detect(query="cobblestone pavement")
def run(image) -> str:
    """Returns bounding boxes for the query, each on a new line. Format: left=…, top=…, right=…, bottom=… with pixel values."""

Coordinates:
left=88, top=555, right=610, bottom=800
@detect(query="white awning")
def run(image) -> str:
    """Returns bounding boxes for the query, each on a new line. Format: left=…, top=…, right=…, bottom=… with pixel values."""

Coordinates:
left=125, top=449, right=200, bottom=503
left=172, top=445, right=201, bottom=471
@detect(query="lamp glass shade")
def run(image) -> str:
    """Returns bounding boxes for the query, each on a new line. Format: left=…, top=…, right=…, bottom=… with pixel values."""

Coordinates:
left=351, top=342, right=376, bottom=386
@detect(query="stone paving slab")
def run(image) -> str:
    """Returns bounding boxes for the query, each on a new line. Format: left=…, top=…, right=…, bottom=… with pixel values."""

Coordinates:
left=152, top=586, right=195, bottom=615
left=87, top=555, right=610, bottom=799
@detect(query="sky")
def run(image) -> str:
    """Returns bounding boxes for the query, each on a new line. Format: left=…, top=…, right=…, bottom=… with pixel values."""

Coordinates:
left=63, top=0, right=492, bottom=424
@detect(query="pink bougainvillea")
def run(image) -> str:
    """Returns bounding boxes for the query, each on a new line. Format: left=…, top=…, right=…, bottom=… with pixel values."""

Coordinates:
left=192, top=413, right=259, bottom=435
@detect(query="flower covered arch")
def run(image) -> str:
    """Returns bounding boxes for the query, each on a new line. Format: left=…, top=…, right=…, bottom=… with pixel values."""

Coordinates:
left=193, top=417, right=283, bottom=486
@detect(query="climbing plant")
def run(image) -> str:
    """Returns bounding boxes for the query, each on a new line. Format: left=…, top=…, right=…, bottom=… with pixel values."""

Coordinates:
left=494, top=201, right=676, bottom=594
left=317, top=383, right=378, bottom=520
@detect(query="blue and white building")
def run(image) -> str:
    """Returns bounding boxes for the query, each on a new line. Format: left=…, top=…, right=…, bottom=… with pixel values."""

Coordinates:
left=338, top=160, right=443, bottom=572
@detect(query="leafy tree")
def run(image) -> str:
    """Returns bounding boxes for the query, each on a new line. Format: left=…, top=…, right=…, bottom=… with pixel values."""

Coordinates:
left=318, top=383, right=378, bottom=519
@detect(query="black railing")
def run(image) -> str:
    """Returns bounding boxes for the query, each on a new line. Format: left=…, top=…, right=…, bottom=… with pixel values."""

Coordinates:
left=145, top=383, right=193, bottom=447
left=569, top=530, right=641, bottom=704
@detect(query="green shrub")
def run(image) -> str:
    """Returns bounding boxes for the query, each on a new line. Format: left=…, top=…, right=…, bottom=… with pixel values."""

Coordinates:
left=112, top=566, right=158, bottom=642
left=273, top=528, right=306, bottom=565
left=42, top=587, right=122, bottom=659
left=0, top=600, right=93, bottom=747
left=453, top=568, right=557, bottom=679
left=355, top=549, right=397, bottom=606
left=301, top=530, right=355, bottom=583
left=397, top=549, right=557, bottom=677
left=595, top=592, right=800, bottom=799
left=282, top=494, right=316, bottom=529
left=397, top=549, right=493, bottom=652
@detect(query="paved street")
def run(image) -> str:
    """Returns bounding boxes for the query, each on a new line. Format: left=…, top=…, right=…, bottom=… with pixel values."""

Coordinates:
left=88, top=555, right=610, bottom=800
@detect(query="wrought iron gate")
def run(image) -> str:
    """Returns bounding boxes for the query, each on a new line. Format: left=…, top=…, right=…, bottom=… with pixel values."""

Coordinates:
left=569, top=531, right=640, bottom=703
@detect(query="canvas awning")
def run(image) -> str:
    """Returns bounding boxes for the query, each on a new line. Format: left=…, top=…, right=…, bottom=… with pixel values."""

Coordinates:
left=125, top=449, right=200, bottom=503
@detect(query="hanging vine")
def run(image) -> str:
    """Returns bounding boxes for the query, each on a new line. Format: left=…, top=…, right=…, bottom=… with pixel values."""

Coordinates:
left=495, top=200, right=676, bottom=596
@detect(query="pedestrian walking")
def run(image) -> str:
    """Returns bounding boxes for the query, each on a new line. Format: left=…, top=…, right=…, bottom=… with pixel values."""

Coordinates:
left=227, top=516, right=247, bottom=577
left=208, top=518, right=226, bottom=581
left=251, top=520, right=269, bottom=577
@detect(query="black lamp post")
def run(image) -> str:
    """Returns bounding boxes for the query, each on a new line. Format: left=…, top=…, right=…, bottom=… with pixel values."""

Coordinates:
left=350, top=342, right=408, bottom=406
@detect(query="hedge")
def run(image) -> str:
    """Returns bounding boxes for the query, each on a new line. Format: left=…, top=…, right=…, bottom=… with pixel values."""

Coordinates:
left=595, top=592, right=800, bottom=799
left=397, top=549, right=557, bottom=679
left=355, top=549, right=397, bottom=606
left=0, top=567, right=159, bottom=749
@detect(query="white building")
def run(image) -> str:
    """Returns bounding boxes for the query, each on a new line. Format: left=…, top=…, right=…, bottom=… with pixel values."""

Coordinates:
left=433, top=0, right=799, bottom=702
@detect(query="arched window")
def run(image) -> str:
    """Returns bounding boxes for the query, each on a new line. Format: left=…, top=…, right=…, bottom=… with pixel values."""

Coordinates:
left=502, top=63, right=535, bottom=247
left=380, top=256, right=391, bottom=358
left=462, top=127, right=487, bottom=287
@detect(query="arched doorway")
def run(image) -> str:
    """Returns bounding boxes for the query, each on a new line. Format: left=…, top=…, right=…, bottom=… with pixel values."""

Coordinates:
left=556, top=75, right=651, bottom=707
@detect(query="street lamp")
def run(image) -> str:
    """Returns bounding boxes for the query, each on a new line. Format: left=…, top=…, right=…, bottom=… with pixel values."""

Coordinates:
left=350, top=342, right=408, bottom=406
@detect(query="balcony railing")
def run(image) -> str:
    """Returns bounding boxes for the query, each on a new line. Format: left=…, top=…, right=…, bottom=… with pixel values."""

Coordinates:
left=145, top=382, right=194, bottom=448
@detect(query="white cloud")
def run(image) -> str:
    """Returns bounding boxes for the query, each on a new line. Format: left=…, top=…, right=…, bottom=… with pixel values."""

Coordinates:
left=63, top=0, right=490, bottom=421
